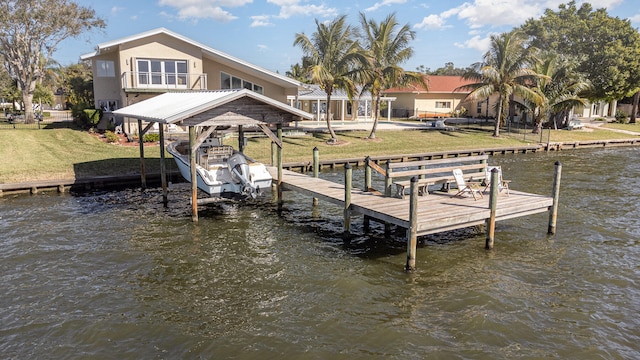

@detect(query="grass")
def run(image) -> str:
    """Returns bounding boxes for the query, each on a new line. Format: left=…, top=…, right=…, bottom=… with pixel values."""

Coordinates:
left=602, top=122, right=640, bottom=132
left=1, top=124, right=638, bottom=183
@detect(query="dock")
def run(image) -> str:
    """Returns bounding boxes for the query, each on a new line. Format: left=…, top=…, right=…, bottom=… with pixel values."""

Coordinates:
left=269, top=164, right=560, bottom=271
left=272, top=168, right=554, bottom=235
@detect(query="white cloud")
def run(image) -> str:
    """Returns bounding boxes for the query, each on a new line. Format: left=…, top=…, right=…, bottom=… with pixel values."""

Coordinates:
left=454, top=33, right=494, bottom=53
left=631, top=13, right=640, bottom=24
left=111, top=6, right=124, bottom=14
left=251, top=15, right=274, bottom=27
left=158, top=0, right=252, bottom=22
left=414, top=14, right=449, bottom=30
left=267, top=0, right=338, bottom=19
left=257, top=44, right=269, bottom=51
left=365, top=0, right=408, bottom=12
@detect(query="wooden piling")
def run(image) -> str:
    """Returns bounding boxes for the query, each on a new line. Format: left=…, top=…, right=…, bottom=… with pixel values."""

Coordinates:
left=364, top=156, right=372, bottom=192
left=344, top=164, right=352, bottom=235
left=405, top=177, right=419, bottom=272
left=277, top=124, right=283, bottom=212
left=313, top=147, right=319, bottom=206
left=486, top=167, right=499, bottom=249
left=548, top=161, right=562, bottom=234
left=138, top=119, right=147, bottom=190
left=159, top=124, right=168, bottom=206
left=189, top=126, right=198, bottom=222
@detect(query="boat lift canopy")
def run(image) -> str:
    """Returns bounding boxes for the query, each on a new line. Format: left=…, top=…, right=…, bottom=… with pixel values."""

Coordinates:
left=112, top=89, right=314, bottom=221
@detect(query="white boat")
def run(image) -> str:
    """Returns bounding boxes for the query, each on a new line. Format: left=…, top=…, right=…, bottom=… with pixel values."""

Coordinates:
left=166, top=137, right=272, bottom=199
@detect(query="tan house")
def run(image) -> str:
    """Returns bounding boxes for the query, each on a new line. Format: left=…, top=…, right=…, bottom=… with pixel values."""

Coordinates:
left=80, top=27, right=303, bottom=114
left=288, top=84, right=396, bottom=122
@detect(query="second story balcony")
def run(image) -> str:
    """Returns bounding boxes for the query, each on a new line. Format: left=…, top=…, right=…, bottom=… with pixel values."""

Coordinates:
left=121, top=72, right=208, bottom=92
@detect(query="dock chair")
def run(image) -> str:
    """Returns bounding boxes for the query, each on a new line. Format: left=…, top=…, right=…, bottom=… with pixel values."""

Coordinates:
left=452, top=168, right=483, bottom=200
left=483, top=166, right=510, bottom=196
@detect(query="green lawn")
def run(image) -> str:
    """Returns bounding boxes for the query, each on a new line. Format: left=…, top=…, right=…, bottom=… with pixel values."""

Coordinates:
left=1, top=124, right=638, bottom=183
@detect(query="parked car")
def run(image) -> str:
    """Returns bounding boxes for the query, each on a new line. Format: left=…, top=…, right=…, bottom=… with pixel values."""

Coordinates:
left=567, top=118, right=584, bottom=130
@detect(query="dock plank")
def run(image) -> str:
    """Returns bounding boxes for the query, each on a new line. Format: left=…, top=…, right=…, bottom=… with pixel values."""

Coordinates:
left=269, top=168, right=553, bottom=235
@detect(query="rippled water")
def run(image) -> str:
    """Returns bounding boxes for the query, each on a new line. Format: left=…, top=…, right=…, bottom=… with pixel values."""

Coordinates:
left=1, top=148, right=639, bottom=359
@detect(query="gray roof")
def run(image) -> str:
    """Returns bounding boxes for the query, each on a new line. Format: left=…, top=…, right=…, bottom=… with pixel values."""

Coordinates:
left=113, top=89, right=313, bottom=124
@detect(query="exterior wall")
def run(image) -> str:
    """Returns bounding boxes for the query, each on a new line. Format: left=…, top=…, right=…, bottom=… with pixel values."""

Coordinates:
left=91, top=51, right=124, bottom=110
left=204, top=60, right=293, bottom=103
left=90, top=32, right=298, bottom=112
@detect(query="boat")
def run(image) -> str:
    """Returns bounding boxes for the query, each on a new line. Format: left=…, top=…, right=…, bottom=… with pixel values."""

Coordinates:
left=166, top=137, right=272, bottom=199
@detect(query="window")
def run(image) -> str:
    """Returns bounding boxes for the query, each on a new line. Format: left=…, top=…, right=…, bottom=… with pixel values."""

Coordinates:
left=477, top=101, right=483, bottom=114
left=136, top=59, right=188, bottom=88
left=220, top=72, right=264, bottom=94
left=96, top=60, right=115, bottom=77
left=435, top=101, right=451, bottom=109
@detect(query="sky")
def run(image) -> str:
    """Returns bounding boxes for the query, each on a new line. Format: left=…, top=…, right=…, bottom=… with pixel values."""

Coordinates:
left=56, top=0, right=640, bottom=74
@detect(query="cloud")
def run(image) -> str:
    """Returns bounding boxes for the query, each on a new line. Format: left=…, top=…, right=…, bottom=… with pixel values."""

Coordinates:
left=364, top=0, right=408, bottom=12
left=414, top=14, right=449, bottom=30
left=158, top=0, right=252, bottom=22
left=454, top=33, right=495, bottom=53
left=251, top=15, right=274, bottom=27
left=111, top=6, right=124, bottom=14
left=267, top=0, right=338, bottom=19
left=631, top=12, right=640, bottom=24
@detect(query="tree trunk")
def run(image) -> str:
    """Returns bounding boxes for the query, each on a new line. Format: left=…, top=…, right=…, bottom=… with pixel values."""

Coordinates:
left=631, top=90, right=639, bottom=124
left=20, top=80, right=37, bottom=124
left=493, top=94, right=503, bottom=137
left=325, top=92, right=338, bottom=143
left=367, top=92, right=381, bottom=139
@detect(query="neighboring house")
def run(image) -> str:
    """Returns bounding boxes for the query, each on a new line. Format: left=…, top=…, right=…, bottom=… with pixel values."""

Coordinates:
left=384, top=75, right=484, bottom=118
left=287, top=84, right=396, bottom=122
left=80, top=27, right=303, bottom=116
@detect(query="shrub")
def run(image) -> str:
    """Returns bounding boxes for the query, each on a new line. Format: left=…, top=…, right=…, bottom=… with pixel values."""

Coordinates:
left=104, top=130, right=119, bottom=143
left=615, top=109, right=629, bottom=124
left=143, top=133, right=160, bottom=142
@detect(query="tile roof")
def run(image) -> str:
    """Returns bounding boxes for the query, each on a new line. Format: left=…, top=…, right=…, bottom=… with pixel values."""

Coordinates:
left=384, top=75, right=474, bottom=94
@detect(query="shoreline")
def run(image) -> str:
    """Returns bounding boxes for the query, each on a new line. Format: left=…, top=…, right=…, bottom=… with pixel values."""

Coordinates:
left=2, top=138, right=639, bottom=197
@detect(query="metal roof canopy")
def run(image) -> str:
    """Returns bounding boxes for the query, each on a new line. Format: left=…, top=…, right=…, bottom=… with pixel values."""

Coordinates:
left=113, top=89, right=314, bottom=125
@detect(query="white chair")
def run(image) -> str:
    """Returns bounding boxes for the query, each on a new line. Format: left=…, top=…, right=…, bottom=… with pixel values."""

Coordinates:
left=452, top=168, right=483, bottom=200
left=484, top=166, right=510, bottom=196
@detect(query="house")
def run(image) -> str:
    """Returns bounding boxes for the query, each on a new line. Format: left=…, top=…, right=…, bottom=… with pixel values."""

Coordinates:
left=80, top=27, right=303, bottom=117
left=287, top=84, right=396, bottom=122
left=384, top=75, right=490, bottom=118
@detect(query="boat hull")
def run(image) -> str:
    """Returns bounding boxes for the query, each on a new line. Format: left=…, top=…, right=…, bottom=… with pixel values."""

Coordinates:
left=167, top=141, right=272, bottom=198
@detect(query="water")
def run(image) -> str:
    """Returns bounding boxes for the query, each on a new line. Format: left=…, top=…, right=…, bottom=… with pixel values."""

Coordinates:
left=1, top=148, right=639, bottom=359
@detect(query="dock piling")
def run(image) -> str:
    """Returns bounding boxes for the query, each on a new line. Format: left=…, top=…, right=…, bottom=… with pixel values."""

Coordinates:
left=548, top=161, right=562, bottom=234
left=313, top=147, right=319, bottom=206
left=405, top=177, right=419, bottom=272
left=344, top=164, right=352, bottom=235
left=486, top=168, right=499, bottom=249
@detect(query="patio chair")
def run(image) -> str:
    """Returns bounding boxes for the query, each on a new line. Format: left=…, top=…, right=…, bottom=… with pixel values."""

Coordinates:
left=452, top=168, right=483, bottom=200
left=483, top=166, right=510, bottom=196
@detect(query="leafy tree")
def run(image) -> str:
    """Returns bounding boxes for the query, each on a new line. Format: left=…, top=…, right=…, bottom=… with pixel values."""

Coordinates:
left=460, top=31, right=543, bottom=137
left=357, top=12, right=425, bottom=139
left=294, top=15, right=363, bottom=143
left=521, top=1, right=640, bottom=110
left=431, top=62, right=469, bottom=76
left=530, top=54, right=591, bottom=133
left=0, top=0, right=105, bottom=123
left=285, top=63, right=309, bottom=83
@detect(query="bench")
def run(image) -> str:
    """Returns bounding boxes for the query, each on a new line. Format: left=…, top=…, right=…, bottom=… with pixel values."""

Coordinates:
left=385, top=154, right=489, bottom=199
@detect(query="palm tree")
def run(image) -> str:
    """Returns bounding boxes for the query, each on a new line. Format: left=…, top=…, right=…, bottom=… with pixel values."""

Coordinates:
left=293, top=15, right=363, bottom=144
left=357, top=12, right=426, bottom=139
left=285, top=62, right=309, bottom=83
left=460, top=30, right=543, bottom=137
left=530, top=54, right=591, bottom=133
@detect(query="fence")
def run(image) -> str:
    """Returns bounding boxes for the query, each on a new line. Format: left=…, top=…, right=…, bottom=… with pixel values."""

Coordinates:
left=0, top=111, right=74, bottom=130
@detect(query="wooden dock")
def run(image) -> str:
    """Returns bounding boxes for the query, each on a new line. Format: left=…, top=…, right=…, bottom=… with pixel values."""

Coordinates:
left=272, top=168, right=554, bottom=236
left=270, top=165, right=560, bottom=271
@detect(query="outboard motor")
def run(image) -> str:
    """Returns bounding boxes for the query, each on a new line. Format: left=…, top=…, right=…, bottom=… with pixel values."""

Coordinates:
left=228, top=153, right=257, bottom=199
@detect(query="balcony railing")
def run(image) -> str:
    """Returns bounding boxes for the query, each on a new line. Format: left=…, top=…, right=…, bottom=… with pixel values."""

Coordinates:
left=121, top=72, right=208, bottom=91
